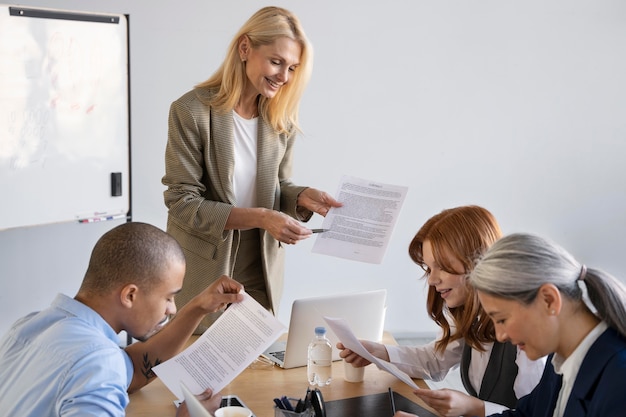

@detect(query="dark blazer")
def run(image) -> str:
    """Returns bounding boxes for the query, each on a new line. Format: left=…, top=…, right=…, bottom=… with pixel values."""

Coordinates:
left=162, top=87, right=310, bottom=329
left=490, top=327, right=626, bottom=417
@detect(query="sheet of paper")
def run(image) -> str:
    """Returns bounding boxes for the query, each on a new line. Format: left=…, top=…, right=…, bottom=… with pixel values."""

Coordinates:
left=311, top=175, right=408, bottom=264
left=153, top=292, right=286, bottom=400
left=323, top=316, right=419, bottom=390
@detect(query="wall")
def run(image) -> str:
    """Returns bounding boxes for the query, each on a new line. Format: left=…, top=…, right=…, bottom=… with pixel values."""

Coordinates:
left=1, top=0, right=625, bottom=338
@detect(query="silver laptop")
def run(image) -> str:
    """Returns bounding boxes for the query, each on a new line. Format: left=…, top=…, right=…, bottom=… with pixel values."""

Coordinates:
left=262, top=289, right=387, bottom=369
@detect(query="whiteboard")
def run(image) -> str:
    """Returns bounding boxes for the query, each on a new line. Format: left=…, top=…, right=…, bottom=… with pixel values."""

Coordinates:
left=0, top=5, right=130, bottom=230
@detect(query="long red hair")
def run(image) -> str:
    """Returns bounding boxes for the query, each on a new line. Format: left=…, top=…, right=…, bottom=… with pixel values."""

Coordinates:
left=408, top=206, right=502, bottom=353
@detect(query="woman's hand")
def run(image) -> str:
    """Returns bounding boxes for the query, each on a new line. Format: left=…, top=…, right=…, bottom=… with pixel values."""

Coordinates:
left=412, top=388, right=485, bottom=417
left=263, top=209, right=312, bottom=244
left=297, top=188, right=342, bottom=217
left=337, top=340, right=389, bottom=367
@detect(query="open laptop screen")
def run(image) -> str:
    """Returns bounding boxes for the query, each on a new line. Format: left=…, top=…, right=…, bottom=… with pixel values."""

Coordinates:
left=263, top=289, right=387, bottom=369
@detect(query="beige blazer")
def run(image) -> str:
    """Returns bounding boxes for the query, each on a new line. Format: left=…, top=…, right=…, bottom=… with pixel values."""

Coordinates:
left=162, top=87, right=311, bottom=327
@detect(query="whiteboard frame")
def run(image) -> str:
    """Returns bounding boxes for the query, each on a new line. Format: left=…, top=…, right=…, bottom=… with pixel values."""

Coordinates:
left=0, top=4, right=131, bottom=230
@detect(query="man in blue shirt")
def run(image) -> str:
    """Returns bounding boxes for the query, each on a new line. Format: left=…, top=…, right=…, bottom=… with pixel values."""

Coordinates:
left=0, top=222, right=244, bottom=416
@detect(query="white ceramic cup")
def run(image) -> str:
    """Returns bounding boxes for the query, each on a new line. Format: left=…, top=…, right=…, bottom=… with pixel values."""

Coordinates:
left=343, top=359, right=365, bottom=383
left=214, top=406, right=253, bottom=417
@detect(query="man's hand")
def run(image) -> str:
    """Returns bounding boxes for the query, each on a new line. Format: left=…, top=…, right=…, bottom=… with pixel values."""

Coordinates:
left=189, top=275, right=244, bottom=315
left=176, top=389, right=222, bottom=417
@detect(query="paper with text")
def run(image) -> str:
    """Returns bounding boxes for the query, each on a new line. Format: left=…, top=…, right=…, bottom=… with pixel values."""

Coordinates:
left=153, top=292, right=286, bottom=400
left=311, top=175, right=408, bottom=264
left=323, top=316, right=419, bottom=390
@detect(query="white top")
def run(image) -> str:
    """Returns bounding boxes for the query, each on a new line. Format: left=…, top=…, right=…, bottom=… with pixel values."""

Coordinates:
left=232, top=112, right=258, bottom=209
left=551, top=321, right=608, bottom=417
left=386, top=336, right=546, bottom=415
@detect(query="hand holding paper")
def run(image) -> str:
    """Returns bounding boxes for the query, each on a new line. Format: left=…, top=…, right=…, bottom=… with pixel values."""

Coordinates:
left=312, top=175, right=408, bottom=264
left=154, top=292, right=286, bottom=400
left=323, top=316, right=419, bottom=390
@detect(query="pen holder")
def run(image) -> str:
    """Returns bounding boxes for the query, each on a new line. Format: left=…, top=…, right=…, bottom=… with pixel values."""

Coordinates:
left=274, top=398, right=314, bottom=417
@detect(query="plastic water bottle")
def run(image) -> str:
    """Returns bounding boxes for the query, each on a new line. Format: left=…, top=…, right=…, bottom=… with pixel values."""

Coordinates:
left=307, top=326, right=332, bottom=386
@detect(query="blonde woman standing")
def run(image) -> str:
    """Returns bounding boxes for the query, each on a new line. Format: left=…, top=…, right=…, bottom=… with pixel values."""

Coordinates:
left=162, top=7, right=341, bottom=332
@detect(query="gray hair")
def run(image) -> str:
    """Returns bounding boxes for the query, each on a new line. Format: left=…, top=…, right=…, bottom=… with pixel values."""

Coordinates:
left=469, top=233, right=626, bottom=338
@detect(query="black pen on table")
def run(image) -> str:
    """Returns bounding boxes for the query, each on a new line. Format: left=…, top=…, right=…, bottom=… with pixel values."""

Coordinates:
left=388, top=387, right=396, bottom=416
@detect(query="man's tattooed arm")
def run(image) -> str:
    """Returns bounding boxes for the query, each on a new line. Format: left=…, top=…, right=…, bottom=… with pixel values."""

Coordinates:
left=141, top=352, right=162, bottom=381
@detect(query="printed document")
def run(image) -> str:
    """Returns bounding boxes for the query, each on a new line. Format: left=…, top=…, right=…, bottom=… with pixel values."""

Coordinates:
left=323, top=316, right=419, bottom=390
left=153, top=292, right=286, bottom=400
left=312, top=175, right=408, bottom=263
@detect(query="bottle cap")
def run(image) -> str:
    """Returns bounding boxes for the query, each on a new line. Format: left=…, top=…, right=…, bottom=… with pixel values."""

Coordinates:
left=314, top=326, right=326, bottom=335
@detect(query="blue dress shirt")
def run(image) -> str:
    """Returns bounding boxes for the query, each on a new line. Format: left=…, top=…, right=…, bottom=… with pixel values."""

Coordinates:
left=0, top=294, right=133, bottom=416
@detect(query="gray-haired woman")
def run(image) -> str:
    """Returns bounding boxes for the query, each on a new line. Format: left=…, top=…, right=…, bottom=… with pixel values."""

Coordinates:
left=468, top=232, right=626, bottom=417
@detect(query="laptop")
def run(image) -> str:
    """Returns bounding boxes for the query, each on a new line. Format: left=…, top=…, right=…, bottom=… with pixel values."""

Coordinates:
left=262, top=289, right=387, bottom=369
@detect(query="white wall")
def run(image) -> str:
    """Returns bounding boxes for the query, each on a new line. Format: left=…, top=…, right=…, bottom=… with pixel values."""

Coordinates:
left=1, top=0, right=625, bottom=338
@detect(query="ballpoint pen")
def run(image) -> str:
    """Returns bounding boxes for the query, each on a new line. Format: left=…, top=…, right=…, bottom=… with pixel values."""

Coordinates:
left=311, top=229, right=330, bottom=233
left=388, top=387, right=396, bottom=416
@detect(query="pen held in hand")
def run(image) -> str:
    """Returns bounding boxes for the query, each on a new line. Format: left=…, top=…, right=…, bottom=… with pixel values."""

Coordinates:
left=388, top=387, right=396, bottom=416
left=311, top=229, right=330, bottom=233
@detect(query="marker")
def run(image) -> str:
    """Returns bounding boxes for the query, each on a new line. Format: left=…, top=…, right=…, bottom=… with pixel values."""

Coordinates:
left=78, top=214, right=127, bottom=223
left=78, top=218, right=99, bottom=224
left=311, top=229, right=330, bottom=233
left=273, top=398, right=285, bottom=410
left=280, top=396, right=294, bottom=411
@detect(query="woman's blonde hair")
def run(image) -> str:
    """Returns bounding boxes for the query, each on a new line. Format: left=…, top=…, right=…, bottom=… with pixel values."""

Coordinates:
left=408, top=206, right=502, bottom=353
left=196, top=6, right=312, bottom=135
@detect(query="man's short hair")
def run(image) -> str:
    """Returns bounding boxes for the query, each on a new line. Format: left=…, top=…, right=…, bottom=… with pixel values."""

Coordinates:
left=81, top=222, right=185, bottom=294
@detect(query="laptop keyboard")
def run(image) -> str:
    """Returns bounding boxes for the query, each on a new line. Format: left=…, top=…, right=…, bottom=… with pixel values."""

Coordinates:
left=220, top=397, right=244, bottom=407
left=269, top=350, right=285, bottom=362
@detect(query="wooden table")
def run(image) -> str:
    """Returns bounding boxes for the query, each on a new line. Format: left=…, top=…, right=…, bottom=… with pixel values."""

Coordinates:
left=126, top=334, right=439, bottom=417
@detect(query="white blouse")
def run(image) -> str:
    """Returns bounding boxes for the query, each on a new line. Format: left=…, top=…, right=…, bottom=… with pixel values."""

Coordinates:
left=232, top=111, right=258, bottom=209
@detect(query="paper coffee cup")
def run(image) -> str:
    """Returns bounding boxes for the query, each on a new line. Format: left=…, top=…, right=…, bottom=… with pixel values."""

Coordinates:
left=215, top=406, right=253, bottom=417
left=343, top=359, right=365, bottom=383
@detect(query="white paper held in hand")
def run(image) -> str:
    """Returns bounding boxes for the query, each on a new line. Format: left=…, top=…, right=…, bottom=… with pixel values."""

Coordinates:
left=154, top=292, right=287, bottom=400
left=311, top=175, right=408, bottom=264
left=323, top=316, right=419, bottom=389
